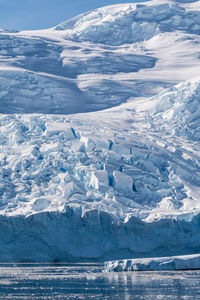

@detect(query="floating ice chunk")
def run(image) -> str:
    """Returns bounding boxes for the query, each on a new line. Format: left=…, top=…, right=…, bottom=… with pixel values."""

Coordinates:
left=113, top=171, right=133, bottom=193
left=104, top=254, right=200, bottom=272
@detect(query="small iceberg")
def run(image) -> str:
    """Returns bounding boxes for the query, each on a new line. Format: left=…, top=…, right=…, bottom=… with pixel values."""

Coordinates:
left=104, top=254, right=200, bottom=272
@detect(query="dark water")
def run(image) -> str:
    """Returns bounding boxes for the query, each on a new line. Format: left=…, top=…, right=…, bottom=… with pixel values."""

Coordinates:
left=0, top=264, right=200, bottom=299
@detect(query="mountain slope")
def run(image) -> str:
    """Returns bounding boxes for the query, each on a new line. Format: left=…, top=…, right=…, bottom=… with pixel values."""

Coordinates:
left=0, top=0, right=200, bottom=114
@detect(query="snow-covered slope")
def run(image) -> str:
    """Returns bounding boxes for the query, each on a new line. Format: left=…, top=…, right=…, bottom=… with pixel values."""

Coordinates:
left=0, top=0, right=200, bottom=262
left=1, top=0, right=200, bottom=114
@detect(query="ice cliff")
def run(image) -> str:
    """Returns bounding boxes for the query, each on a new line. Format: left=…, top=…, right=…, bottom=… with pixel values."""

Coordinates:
left=0, top=0, right=200, bottom=262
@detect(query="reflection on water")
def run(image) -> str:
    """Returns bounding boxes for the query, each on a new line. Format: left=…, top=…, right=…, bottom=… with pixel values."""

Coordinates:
left=0, top=263, right=199, bottom=299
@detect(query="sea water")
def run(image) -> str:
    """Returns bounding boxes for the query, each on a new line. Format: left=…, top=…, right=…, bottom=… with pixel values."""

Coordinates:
left=0, top=263, right=199, bottom=299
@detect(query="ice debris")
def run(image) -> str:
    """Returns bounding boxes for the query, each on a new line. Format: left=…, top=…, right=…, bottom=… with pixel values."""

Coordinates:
left=104, top=254, right=200, bottom=272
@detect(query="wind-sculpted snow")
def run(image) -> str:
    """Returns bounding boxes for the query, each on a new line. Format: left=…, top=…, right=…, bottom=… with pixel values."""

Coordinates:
left=0, top=0, right=200, bottom=262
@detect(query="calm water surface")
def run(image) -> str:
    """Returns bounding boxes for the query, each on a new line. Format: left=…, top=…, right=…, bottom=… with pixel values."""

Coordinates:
left=0, top=263, right=199, bottom=299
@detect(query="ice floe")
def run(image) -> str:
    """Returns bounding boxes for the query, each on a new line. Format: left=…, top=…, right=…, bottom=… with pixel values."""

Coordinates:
left=104, top=254, right=200, bottom=271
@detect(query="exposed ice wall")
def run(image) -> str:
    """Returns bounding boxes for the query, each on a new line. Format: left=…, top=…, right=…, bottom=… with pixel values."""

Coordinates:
left=1, top=209, right=200, bottom=262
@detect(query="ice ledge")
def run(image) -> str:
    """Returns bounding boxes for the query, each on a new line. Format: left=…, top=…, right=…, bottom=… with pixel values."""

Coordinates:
left=104, top=254, right=200, bottom=272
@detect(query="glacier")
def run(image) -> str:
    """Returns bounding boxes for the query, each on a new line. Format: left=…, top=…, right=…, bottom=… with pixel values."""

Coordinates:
left=0, top=0, right=200, bottom=262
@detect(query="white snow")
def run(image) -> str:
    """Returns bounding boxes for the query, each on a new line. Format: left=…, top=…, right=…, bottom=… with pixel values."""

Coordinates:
left=0, top=0, right=199, bottom=262
left=104, top=254, right=200, bottom=271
